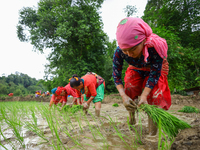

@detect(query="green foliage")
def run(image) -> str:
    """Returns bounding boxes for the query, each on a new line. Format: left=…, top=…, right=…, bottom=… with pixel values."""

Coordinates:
left=0, top=95, right=6, bottom=100
left=17, top=0, right=108, bottom=92
left=143, top=0, right=200, bottom=49
left=178, top=106, right=200, bottom=113
left=0, top=83, right=9, bottom=95
left=14, top=89, right=23, bottom=96
left=112, top=103, right=119, bottom=107
left=0, top=72, right=47, bottom=96
left=57, top=103, right=62, bottom=107
left=62, top=105, right=83, bottom=114
left=147, top=20, right=200, bottom=92
left=103, top=39, right=118, bottom=93
left=142, top=0, right=200, bottom=91
left=173, top=90, right=188, bottom=96
left=15, top=0, right=200, bottom=94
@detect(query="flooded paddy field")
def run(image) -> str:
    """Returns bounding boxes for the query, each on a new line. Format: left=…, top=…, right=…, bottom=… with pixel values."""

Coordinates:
left=1, top=94, right=200, bottom=150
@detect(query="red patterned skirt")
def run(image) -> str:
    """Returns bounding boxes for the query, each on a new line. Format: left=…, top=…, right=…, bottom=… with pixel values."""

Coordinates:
left=124, top=59, right=171, bottom=110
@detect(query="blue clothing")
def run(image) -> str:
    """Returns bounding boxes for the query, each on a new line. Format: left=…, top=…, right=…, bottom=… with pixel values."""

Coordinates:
left=51, top=88, right=57, bottom=94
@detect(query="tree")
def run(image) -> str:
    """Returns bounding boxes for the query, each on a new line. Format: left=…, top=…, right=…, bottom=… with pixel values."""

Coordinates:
left=0, top=83, right=9, bottom=95
left=143, top=0, right=200, bottom=48
left=103, top=38, right=118, bottom=93
left=14, top=89, right=23, bottom=96
left=17, top=0, right=108, bottom=90
left=0, top=72, right=47, bottom=96
left=142, top=0, right=200, bottom=91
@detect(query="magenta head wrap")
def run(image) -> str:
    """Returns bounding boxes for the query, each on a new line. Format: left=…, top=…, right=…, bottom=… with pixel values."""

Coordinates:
left=116, top=17, right=168, bottom=62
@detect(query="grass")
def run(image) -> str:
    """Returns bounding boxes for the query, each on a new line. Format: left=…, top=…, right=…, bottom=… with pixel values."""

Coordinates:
left=0, top=101, right=190, bottom=150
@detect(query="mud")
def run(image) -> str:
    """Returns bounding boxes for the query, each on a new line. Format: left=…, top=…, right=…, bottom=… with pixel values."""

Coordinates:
left=1, top=94, right=200, bottom=150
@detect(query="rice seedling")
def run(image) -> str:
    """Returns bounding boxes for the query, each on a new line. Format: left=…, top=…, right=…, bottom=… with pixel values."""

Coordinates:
left=157, top=118, right=175, bottom=150
left=178, top=106, right=200, bottom=113
left=127, top=115, right=142, bottom=145
left=112, top=103, right=119, bottom=107
left=5, top=119, right=25, bottom=148
left=83, top=112, right=98, bottom=140
left=0, top=125, right=16, bottom=150
left=106, top=114, right=135, bottom=150
left=62, top=105, right=83, bottom=114
left=30, top=108, right=37, bottom=126
left=1, top=101, right=185, bottom=150
left=138, top=104, right=191, bottom=140
left=87, top=112, right=108, bottom=145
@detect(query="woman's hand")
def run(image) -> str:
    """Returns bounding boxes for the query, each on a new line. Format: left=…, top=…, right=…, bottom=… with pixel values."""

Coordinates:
left=83, top=102, right=89, bottom=109
left=138, top=95, right=148, bottom=107
left=116, top=84, right=137, bottom=112
left=122, top=95, right=137, bottom=112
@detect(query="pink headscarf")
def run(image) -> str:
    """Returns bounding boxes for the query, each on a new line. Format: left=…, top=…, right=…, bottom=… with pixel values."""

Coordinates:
left=116, top=17, right=168, bottom=62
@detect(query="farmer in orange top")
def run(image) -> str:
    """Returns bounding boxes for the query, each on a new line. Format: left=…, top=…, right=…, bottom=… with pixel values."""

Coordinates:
left=69, top=72, right=105, bottom=117
left=50, top=83, right=78, bottom=108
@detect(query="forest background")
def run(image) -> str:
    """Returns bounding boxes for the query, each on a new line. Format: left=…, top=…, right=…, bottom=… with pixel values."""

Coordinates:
left=0, top=0, right=200, bottom=97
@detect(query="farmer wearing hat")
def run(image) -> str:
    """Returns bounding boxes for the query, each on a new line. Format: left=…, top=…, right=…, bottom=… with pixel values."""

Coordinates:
left=50, top=83, right=78, bottom=108
left=113, top=17, right=171, bottom=136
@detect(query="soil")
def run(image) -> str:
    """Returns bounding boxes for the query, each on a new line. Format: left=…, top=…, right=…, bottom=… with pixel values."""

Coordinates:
left=1, top=94, right=200, bottom=150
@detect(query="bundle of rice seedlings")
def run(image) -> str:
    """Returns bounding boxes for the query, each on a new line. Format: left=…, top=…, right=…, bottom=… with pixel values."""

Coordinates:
left=62, top=105, right=71, bottom=112
left=178, top=106, right=200, bottom=113
left=70, top=105, right=83, bottom=114
left=62, top=105, right=83, bottom=114
left=138, top=104, right=191, bottom=139
left=112, top=103, right=119, bottom=107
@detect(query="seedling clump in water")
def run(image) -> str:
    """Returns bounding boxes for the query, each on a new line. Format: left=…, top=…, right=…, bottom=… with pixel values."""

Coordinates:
left=112, top=103, right=119, bottom=107
left=62, top=105, right=83, bottom=114
left=178, top=106, right=200, bottom=113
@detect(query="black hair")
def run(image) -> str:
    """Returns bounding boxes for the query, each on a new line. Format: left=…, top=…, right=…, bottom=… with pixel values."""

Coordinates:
left=70, top=74, right=81, bottom=88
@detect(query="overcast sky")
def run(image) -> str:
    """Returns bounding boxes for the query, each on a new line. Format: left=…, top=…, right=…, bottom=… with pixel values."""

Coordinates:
left=0, top=0, right=147, bottom=80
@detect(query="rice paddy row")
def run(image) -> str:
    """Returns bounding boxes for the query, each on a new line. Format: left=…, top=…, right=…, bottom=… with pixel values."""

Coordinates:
left=0, top=101, right=187, bottom=150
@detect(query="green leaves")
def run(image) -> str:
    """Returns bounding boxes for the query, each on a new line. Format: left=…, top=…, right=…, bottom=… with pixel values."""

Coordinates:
left=17, top=0, right=109, bottom=91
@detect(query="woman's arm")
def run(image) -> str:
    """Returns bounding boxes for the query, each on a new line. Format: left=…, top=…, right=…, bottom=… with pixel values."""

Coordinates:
left=72, top=97, right=77, bottom=104
left=138, top=87, right=151, bottom=106
left=83, top=83, right=96, bottom=108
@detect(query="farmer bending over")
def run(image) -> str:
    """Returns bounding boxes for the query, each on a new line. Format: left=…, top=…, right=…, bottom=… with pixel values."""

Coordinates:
left=50, top=83, right=78, bottom=109
left=113, top=17, right=171, bottom=136
left=69, top=72, right=105, bottom=117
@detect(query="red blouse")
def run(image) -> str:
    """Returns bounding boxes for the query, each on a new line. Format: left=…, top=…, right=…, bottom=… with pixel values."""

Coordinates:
left=75, top=74, right=105, bottom=98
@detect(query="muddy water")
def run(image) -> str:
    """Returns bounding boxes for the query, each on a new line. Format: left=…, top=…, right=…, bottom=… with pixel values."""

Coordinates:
left=1, top=102, right=199, bottom=150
